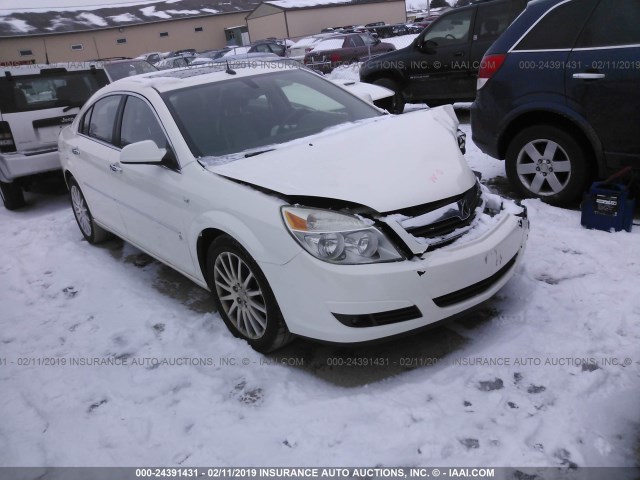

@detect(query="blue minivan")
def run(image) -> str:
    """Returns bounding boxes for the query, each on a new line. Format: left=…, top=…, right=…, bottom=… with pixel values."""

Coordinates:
left=471, top=0, right=640, bottom=206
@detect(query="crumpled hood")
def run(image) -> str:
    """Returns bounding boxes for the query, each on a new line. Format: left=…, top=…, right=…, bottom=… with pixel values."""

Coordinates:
left=207, top=105, right=477, bottom=213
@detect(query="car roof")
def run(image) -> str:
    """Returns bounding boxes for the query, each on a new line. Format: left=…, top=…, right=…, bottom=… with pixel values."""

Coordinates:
left=2, top=62, right=105, bottom=76
left=106, top=61, right=308, bottom=94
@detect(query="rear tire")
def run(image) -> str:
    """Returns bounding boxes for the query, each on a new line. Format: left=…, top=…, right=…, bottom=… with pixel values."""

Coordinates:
left=68, top=177, right=110, bottom=244
left=372, top=78, right=405, bottom=114
left=207, top=235, right=294, bottom=353
left=506, top=125, right=591, bottom=207
left=0, top=180, right=26, bottom=210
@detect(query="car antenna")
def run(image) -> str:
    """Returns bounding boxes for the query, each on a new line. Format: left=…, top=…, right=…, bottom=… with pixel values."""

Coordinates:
left=225, top=61, right=236, bottom=75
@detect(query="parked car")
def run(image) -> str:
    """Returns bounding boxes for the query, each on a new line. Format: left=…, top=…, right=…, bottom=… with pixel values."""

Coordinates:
left=172, top=48, right=197, bottom=56
left=58, top=62, right=528, bottom=352
left=0, top=63, right=110, bottom=209
left=154, top=56, right=191, bottom=70
left=359, top=0, right=528, bottom=113
left=186, top=54, right=395, bottom=104
left=288, top=34, right=338, bottom=61
left=471, top=0, right=640, bottom=206
left=197, top=48, right=230, bottom=60
left=304, top=33, right=395, bottom=73
left=136, top=52, right=169, bottom=64
left=222, top=46, right=251, bottom=57
left=97, top=58, right=157, bottom=81
left=248, top=40, right=287, bottom=57
left=192, top=52, right=281, bottom=66
left=0, top=60, right=159, bottom=209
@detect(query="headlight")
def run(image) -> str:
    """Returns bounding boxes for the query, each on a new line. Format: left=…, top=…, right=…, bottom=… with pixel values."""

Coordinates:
left=282, top=206, right=403, bottom=264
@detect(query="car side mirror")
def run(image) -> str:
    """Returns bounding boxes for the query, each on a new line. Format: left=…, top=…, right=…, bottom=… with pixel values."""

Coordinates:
left=120, top=140, right=166, bottom=164
left=418, top=39, right=438, bottom=53
left=374, top=37, right=381, bottom=45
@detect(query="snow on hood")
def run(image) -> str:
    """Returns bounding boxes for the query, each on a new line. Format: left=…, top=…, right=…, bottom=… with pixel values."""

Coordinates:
left=206, top=105, right=477, bottom=213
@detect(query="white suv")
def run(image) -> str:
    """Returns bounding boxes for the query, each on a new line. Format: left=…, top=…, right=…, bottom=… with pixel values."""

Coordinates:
left=0, top=63, right=110, bottom=209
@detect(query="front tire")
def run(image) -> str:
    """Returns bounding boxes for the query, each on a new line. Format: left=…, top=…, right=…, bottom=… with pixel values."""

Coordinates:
left=372, top=78, right=405, bottom=114
left=207, top=236, right=293, bottom=353
left=0, top=180, right=26, bottom=210
left=506, top=126, right=591, bottom=207
left=68, top=177, right=110, bottom=244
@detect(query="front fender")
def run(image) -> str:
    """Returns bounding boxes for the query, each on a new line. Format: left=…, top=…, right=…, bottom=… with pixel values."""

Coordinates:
left=188, top=208, right=300, bottom=268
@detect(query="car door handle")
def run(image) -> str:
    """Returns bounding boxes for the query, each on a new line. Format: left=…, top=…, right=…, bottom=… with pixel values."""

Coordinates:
left=109, top=163, right=123, bottom=173
left=573, top=72, right=606, bottom=80
left=71, top=147, right=80, bottom=155
left=453, top=51, right=465, bottom=57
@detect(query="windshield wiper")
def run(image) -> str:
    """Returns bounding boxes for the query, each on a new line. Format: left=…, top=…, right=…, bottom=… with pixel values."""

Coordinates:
left=244, top=148, right=275, bottom=158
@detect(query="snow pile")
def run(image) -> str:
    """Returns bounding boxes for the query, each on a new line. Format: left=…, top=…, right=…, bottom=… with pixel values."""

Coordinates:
left=109, top=13, right=141, bottom=23
left=139, top=6, right=171, bottom=19
left=267, top=0, right=354, bottom=8
left=76, top=12, right=108, bottom=26
left=0, top=117, right=638, bottom=468
left=0, top=17, right=35, bottom=33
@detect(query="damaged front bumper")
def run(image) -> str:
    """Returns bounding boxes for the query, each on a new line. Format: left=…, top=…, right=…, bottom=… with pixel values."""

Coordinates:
left=260, top=192, right=529, bottom=343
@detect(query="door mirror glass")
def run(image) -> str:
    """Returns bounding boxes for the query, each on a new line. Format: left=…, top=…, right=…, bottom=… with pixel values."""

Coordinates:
left=120, top=140, right=166, bottom=164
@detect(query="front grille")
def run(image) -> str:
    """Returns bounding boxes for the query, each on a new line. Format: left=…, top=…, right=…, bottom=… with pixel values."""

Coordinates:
left=390, top=183, right=482, bottom=248
left=333, top=306, right=422, bottom=328
left=432, top=253, right=518, bottom=308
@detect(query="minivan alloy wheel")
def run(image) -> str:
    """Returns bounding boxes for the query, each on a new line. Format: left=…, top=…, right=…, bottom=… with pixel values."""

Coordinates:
left=516, top=139, right=572, bottom=196
left=506, top=125, right=590, bottom=207
left=213, top=252, right=267, bottom=339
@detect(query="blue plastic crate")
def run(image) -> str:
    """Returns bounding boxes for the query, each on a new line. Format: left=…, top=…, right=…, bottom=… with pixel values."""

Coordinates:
left=581, top=182, right=635, bottom=232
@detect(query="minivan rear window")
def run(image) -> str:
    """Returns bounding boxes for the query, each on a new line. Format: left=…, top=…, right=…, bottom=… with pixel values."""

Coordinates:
left=0, top=69, right=109, bottom=114
left=513, top=0, right=598, bottom=51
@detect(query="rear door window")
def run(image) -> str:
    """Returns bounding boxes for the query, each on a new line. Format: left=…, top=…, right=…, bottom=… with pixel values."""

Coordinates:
left=474, top=4, right=511, bottom=42
left=513, top=0, right=598, bottom=51
left=79, top=106, right=93, bottom=136
left=575, top=0, right=640, bottom=48
left=0, top=69, right=109, bottom=114
left=346, top=36, right=365, bottom=48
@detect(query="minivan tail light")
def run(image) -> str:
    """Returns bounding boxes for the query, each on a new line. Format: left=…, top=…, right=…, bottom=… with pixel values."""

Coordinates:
left=477, top=54, right=507, bottom=90
left=0, top=121, right=16, bottom=153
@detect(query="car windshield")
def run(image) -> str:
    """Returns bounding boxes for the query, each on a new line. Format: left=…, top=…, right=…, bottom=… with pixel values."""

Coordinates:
left=104, top=60, right=157, bottom=81
left=161, top=68, right=381, bottom=159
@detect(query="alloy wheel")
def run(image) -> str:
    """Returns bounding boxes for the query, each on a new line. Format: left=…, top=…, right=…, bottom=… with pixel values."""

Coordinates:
left=213, top=251, right=267, bottom=339
left=70, top=185, right=92, bottom=236
left=516, top=139, right=572, bottom=196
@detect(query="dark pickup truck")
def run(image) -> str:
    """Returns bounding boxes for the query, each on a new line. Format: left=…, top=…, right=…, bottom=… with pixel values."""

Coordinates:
left=359, top=0, right=527, bottom=113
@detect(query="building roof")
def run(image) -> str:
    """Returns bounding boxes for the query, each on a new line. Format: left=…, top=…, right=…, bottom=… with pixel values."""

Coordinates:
left=263, top=0, right=402, bottom=11
left=246, top=0, right=404, bottom=21
left=0, top=0, right=261, bottom=38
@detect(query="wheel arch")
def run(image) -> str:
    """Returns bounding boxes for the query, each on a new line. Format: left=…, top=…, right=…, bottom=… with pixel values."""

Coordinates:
left=191, top=212, right=297, bottom=290
left=363, top=71, right=406, bottom=90
left=497, top=109, right=605, bottom=177
left=63, top=169, right=74, bottom=189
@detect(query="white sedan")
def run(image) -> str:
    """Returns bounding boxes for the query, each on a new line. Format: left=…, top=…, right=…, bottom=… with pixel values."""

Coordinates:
left=59, top=61, right=529, bottom=352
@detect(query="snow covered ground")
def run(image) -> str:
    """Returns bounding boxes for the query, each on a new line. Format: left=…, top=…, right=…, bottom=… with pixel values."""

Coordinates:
left=1, top=113, right=639, bottom=469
